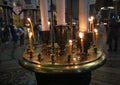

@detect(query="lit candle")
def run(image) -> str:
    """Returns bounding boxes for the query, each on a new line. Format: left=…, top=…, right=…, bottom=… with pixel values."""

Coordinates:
left=27, top=28, right=30, bottom=34
left=27, top=28, right=30, bottom=40
left=29, top=32, right=33, bottom=52
left=94, top=29, right=98, bottom=47
left=91, top=16, right=94, bottom=31
left=69, top=40, right=73, bottom=55
left=89, top=18, right=92, bottom=32
left=89, top=16, right=94, bottom=32
left=48, top=21, right=50, bottom=27
left=79, top=32, right=84, bottom=54
left=27, top=18, right=36, bottom=44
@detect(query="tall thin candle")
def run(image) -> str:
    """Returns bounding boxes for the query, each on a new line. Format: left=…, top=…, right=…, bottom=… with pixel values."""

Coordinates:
left=69, top=40, right=73, bottom=55
left=79, top=32, right=84, bottom=54
left=94, top=29, right=98, bottom=47
left=29, top=32, right=33, bottom=52
left=27, top=18, right=36, bottom=45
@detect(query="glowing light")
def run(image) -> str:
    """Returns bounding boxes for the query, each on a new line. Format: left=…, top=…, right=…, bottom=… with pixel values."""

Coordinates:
left=69, top=40, right=73, bottom=55
left=94, top=29, right=98, bottom=33
left=48, top=21, right=50, bottom=26
left=79, top=32, right=84, bottom=39
left=27, top=28, right=30, bottom=32
left=104, top=23, right=107, bottom=25
left=69, top=40, right=72, bottom=44
left=73, top=58, right=77, bottom=62
left=72, top=22, right=76, bottom=25
left=27, top=18, right=31, bottom=22
left=91, top=16, right=94, bottom=20
left=79, top=32, right=84, bottom=54
left=29, top=32, right=32, bottom=37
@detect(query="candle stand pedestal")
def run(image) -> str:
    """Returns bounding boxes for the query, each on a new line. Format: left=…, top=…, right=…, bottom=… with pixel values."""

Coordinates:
left=35, top=71, right=91, bottom=85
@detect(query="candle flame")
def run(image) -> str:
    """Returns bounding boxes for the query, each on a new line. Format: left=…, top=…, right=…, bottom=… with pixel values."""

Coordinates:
left=48, top=21, right=50, bottom=25
left=89, top=16, right=94, bottom=22
left=29, top=32, right=32, bottom=37
left=79, top=32, right=84, bottom=39
left=69, top=40, right=72, bottom=45
left=26, top=23, right=30, bottom=26
left=27, top=18, right=31, bottom=22
left=88, top=18, right=92, bottom=22
left=94, top=29, right=98, bottom=33
left=91, top=16, right=94, bottom=20
left=27, top=28, right=30, bottom=32
left=72, top=22, right=76, bottom=25
left=69, top=40, right=72, bottom=43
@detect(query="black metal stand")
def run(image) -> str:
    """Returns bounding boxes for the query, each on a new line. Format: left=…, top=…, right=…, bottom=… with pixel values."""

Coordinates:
left=35, top=71, right=91, bottom=85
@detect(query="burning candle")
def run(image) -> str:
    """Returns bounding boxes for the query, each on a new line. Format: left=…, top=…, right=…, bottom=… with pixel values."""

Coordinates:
left=48, top=21, right=50, bottom=27
left=29, top=32, right=33, bottom=52
left=79, top=32, right=84, bottom=54
left=91, top=16, right=94, bottom=32
left=89, top=16, right=94, bottom=32
left=27, top=28, right=30, bottom=40
left=89, top=18, right=92, bottom=32
left=94, top=29, right=98, bottom=47
left=27, top=18, right=36, bottom=44
left=69, top=40, right=73, bottom=55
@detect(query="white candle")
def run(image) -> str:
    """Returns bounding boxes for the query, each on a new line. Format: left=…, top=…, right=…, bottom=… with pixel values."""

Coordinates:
left=40, top=0, right=49, bottom=31
left=79, top=0, right=90, bottom=32
left=56, top=0, right=66, bottom=25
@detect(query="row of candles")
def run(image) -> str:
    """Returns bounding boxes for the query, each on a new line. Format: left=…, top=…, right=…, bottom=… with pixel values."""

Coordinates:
left=69, top=16, right=98, bottom=55
left=69, top=29, right=98, bottom=55
left=27, top=17, right=98, bottom=55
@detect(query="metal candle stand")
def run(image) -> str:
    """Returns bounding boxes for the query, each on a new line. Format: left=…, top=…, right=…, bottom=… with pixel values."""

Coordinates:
left=19, top=22, right=106, bottom=85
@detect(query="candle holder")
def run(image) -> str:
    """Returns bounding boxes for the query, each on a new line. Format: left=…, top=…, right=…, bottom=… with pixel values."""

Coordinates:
left=50, top=54, right=55, bottom=64
left=38, top=53, right=41, bottom=62
left=94, top=46, right=97, bottom=54
left=19, top=17, right=106, bottom=85
left=29, top=51, right=33, bottom=59
left=67, top=55, right=71, bottom=63
left=41, top=31, right=50, bottom=44
left=55, top=25, right=68, bottom=54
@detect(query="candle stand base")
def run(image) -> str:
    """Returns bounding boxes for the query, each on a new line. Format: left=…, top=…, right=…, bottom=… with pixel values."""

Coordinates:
left=19, top=44, right=106, bottom=85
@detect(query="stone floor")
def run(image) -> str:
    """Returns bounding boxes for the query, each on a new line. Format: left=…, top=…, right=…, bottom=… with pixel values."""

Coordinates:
left=0, top=33, right=120, bottom=85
